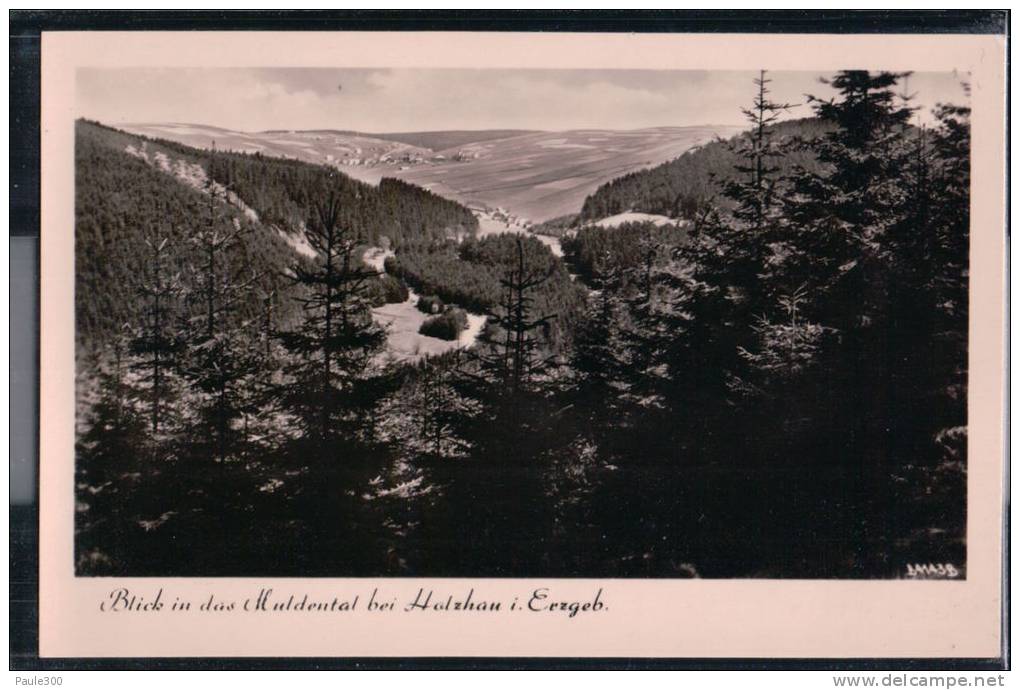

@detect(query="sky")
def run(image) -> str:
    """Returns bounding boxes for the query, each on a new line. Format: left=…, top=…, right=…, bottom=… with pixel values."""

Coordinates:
left=77, top=68, right=969, bottom=133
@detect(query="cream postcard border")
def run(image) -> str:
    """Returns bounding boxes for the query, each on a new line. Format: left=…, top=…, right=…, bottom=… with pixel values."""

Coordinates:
left=39, top=31, right=1006, bottom=659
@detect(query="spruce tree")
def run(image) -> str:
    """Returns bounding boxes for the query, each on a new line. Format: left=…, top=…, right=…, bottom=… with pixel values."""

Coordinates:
left=570, top=249, right=627, bottom=443
left=78, top=329, right=146, bottom=486
left=277, top=188, right=387, bottom=445
left=128, top=220, right=185, bottom=446
left=780, top=70, right=915, bottom=311
left=468, top=236, right=557, bottom=442
left=770, top=70, right=917, bottom=458
left=717, top=70, right=794, bottom=306
left=618, top=226, right=668, bottom=411
left=182, top=180, right=261, bottom=463
left=441, top=236, right=559, bottom=574
left=689, top=71, right=796, bottom=423
left=405, top=354, right=468, bottom=459
left=926, top=96, right=971, bottom=461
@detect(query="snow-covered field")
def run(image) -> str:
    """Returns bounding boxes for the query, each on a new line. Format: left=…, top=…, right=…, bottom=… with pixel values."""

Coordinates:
left=589, top=212, right=682, bottom=228
left=371, top=287, right=487, bottom=363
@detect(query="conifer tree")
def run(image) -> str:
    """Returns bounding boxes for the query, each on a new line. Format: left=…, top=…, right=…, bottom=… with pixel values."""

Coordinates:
left=182, top=180, right=261, bottom=463
left=697, top=70, right=798, bottom=415
left=926, top=96, right=971, bottom=460
left=468, top=236, right=557, bottom=439
left=717, top=70, right=794, bottom=306
left=277, top=188, right=387, bottom=444
left=570, top=250, right=627, bottom=441
left=79, top=329, right=146, bottom=485
left=405, top=354, right=468, bottom=458
left=444, top=237, right=560, bottom=574
left=780, top=70, right=915, bottom=311
left=129, top=220, right=185, bottom=443
left=929, top=98, right=970, bottom=330
left=618, top=226, right=668, bottom=410
left=767, top=71, right=917, bottom=460
left=725, top=71, right=793, bottom=229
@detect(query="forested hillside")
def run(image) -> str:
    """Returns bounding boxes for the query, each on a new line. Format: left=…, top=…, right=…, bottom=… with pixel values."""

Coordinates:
left=75, top=121, right=304, bottom=347
left=75, top=120, right=479, bottom=346
left=579, top=117, right=831, bottom=222
left=207, top=153, right=478, bottom=248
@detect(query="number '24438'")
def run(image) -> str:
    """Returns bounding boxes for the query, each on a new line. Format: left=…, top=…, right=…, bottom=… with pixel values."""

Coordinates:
left=905, top=563, right=960, bottom=579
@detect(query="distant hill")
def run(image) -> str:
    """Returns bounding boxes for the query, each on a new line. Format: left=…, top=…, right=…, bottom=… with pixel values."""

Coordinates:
left=159, top=126, right=541, bottom=153
left=579, top=117, right=833, bottom=222
left=343, top=130, right=540, bottom=152
left=391, top=126, right=742, bottom=222
left=120, top=122, right=742, bottom=222
left=122, top=122, right=436, bottom=170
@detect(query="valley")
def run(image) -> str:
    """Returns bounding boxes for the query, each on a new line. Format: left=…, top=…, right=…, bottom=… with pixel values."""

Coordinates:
left=74, top=70, right=972, bottom=581
left=75, top=119, right=750, bottom=368
left=107, top=120, right=718, bottom=364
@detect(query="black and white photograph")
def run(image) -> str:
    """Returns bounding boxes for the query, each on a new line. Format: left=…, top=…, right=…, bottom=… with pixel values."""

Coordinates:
left=72, top=65, right=972, bottom=580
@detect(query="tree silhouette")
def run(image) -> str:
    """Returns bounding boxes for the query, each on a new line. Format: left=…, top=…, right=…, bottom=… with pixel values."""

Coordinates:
left=277, top=188, right=387, bottom=444
left=128, top=219, right=184, bottom=442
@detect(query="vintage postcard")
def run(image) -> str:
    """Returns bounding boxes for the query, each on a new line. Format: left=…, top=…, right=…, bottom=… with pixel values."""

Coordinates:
left=37, top=29, right=1006, bottom=659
